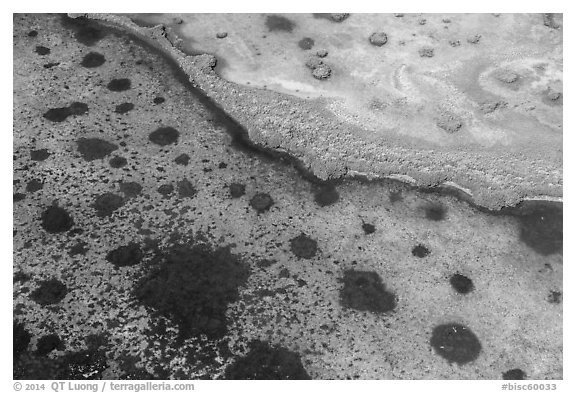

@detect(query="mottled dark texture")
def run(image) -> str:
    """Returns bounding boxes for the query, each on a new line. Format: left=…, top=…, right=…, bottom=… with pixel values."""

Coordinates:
left=149, top=127, right=179, bottom=146
left=412, top=244, right=430, bottom=258
left=430, top=323, right=481, bottom=365
left=450, top=273, right=474, bottom=294
left=362, top=223, right=375, bottom=234
left=174, top=153, right=190, bottom=166
left=340, top=270, right=397, bottom=313
left=106, top=243, right=143, bottom=267
left=177, top=179, right=197, bottom=198
left=134, top=243, right=250, bottom=339
left=314, top=185, right=339, bottom=206
left=265, top=15, right=295, bottom=32
left=517, top=204, right=562, bottom=255
left=81, top=52, right=105, bottom=68
left=14, top=322, right=31, bottom=358
left=224, top=340, right=310, bottom=380
left=77, top=138, right=118, bottom=161
left=30, top=148, right=51, bottom=161
left=115, top=102, right=134, bottom=114
left=229, top=183, right=245, bottom=198
left=250, top=193, right=274, bottom=213
left=107, top=78, right=131, bottom=92
left=289, top=233, right=318, bottom=259
left=92, top=193, right=124, bottom=217
left=41, top=205, right=73, bottom=233
left=503, top=368, right=527, bottom=380
left=425, top=204, right=447, bottom=221
left=298, top=37, right=314, bottom=50
left=36, top=334, right=63, bottom=355
left=30, top=279, right=68, bottom=305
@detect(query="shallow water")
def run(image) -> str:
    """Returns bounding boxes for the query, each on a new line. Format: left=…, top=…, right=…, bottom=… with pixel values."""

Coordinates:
left=12, top=14, right=562, bottom=380
left=126, top=13, right=562, bottom=153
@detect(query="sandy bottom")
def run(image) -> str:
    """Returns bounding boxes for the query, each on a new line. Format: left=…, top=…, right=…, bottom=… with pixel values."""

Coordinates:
left=13, top=14, right=562, bottom=380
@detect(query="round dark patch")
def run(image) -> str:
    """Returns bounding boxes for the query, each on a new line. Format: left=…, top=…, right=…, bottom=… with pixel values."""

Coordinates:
left=314, top=185, right=339, bottom=206
left=92, top=192, right=124, bottom=217
left=63, top=16, right=107, bottom=46
left=229, top=183, right=246, bottom=198
left=412, top=244, right=430, bottom=258
left=312, top=64, right=331, bottom=79
left=35, top=45, right=50, bottom=55
left=26, top=179, right=43, bottom=193
left=369, top=32, right=388, bottom=46
left=430, top=323, right=481, bottom=365
left=298, top=37, right=315, bottom=50
left=265, top=15, right=295, bottom=32
left=68, top=102, right=88, bottom=115
left=36, top=334, right=63, bottom=356
left=119, top=181, right=143, bottom=198
left=502, top=368, right=527, bottom=380
left=30, top=148, right=51, bottom=161
left=106, top=243, right=143, bottom=267
left=177, top=178, right=197, bottom=198
left=547, top=290, right=562, bottom=304
left=13, top=322, right=31, bottom=358
left=174, top=153, right=190, bottom=166
left=153, top=97, right=165, bottom=104
left=43, top=107, right=70, bottom=122
left=518, top=204, right=562, bottom=256
left=289, top=233, right=318, bottom=259
left=14, top=193, right=26, bottom=202
left=77, top=137, right=118, bottom=161
left=157, top=184, right=174, bottom=197
left=109, top=156, right=127, bottom=168
left=149, top=127, right=179, bottom=146
left=115, top=102, right=134, bottom=114
left=107, top=78, right=131, bottom=92
left=43, top=102, right=87, bottom=122
left=133, top=243, right=251, bottom=339
left=362, top=223, right=375, bottom=234
left=250, top=193, right=274, bottom=213
left=41, top=205, right=73, bottom=233
left=80, top=51, right=106, bottom=68
left=28, top=30, right=38, bottom=37
left=30, top=279, right=68, bottom=305
left=425, top=204, right=447, bottom=221
left=450, top=273, right=474, bottom=294
left=224, top=340, right=311, bottom=380
left=75, top=26, right=103, bottom=46
left=340, top=270, right=397, bottom=313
